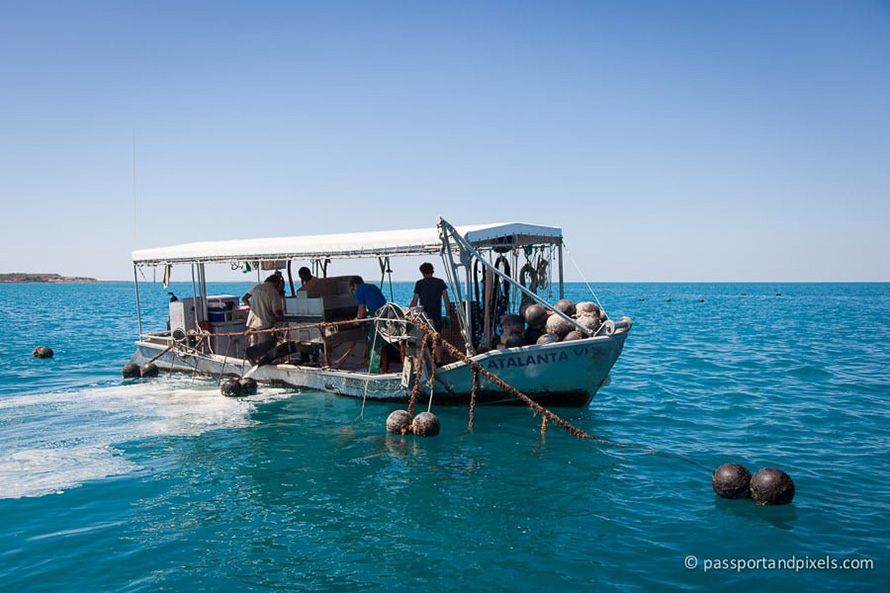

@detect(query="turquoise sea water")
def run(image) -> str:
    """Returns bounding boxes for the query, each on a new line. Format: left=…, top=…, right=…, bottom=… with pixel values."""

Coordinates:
left=1, top=282, right=888, bottom=591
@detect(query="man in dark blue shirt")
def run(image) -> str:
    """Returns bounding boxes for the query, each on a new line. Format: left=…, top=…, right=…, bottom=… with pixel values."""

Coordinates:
left=350, top=276, right=386, bottom=318
left=350, top=276, right=389, bottom=372
left=410, top=263, right=451, bottom=363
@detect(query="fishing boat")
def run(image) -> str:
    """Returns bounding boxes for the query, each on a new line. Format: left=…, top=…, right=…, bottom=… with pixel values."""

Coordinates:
left=129, top=219, right=631, bottom=406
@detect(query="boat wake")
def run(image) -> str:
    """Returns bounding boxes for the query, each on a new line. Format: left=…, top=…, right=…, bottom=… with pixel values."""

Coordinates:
left=0, top=377, right=289, bottom=499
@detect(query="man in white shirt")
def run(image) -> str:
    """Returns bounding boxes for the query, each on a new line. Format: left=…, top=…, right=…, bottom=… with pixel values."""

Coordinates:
left=242, top=275, right=285, bottom=347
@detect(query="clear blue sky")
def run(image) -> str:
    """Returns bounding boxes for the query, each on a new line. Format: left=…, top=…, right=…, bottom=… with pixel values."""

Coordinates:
left=1, top=0, right=888, bottom=281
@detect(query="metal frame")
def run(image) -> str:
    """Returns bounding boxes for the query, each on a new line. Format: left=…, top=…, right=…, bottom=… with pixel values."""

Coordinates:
left=439, top=220, right=592, bottom=336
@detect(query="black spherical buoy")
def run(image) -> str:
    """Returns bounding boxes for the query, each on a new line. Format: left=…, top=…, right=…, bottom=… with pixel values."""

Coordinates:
left=220, top=378, right=243, bottom=397
left=750, top=468, right=795, bottom=505
left=545, top=314, right=574, bottom=338
left=524, top=327, right=543, bottom=344
left=386, top=410, right=412, bottom=434
left=121, top=362, right=141, bottom=378
left=575, top=301, right=600, bottom=316
left=32, top=346, right=54, bottom=359
left=502, top=333, right=525, bottom=348
left=140, top=363, right=159, bottom=377
left=238, top=377, right=258, bottom=395
left=711, top=463, right=752, bottom=499
left=523, top=304, right=548, bottom=329
left=500, top=314, right=525, bottom=334
left=576, top=314, right=601, bottom=333
left=536, top=332, right=558, bottom=345
left=411, top=411, right=440, bottom=437
left=554, top=299, right=576, bottom=316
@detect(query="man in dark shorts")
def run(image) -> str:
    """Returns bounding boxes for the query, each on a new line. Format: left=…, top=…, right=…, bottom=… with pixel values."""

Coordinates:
left=410, top=263, right=451, bottom=363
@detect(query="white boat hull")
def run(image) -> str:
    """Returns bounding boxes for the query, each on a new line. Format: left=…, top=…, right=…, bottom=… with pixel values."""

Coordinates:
left=130, top=331, right=627, bottom=407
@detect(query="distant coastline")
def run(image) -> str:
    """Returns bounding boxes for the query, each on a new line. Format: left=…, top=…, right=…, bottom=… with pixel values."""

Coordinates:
left=0, top=273, right=99, bottom=283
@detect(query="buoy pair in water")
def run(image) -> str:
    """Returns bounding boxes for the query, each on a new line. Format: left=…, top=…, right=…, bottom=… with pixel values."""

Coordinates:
left=121, top=362, right=159, bottom=378
left=386, top=410, right=440, bottom=437
left=220, top=377, right=258, bottom=397
left=712, top=463, right=795, bottom=505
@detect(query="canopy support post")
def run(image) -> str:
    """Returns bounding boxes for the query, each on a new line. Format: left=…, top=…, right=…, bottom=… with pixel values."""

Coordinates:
left=558, top=241, right=565, bottom=299
left=191, top=264, right=200, bottom=330
left=133, top=265, right=143, bottom=337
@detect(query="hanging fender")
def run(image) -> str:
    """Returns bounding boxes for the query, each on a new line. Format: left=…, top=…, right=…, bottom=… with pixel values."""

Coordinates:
left=519, top=262, right=538, bottom=292
left=536, top=259, right=549, bottom=291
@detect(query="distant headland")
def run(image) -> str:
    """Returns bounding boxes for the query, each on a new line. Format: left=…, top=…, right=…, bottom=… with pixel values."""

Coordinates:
left=0, top=273, right=99, bottom=283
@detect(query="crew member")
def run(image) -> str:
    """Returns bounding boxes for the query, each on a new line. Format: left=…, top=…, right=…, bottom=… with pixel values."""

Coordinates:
left=350, top=276, right=386, bottom=319
left=410, top=262, right=451, bottom=364
left=297, top=266, right=317, bottom=291
left=242, top=275, right=285, bottom=347
left=350, top=276, right=389, bottom=372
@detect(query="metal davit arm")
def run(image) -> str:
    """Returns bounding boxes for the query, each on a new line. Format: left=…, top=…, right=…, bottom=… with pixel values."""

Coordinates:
left=437, top=219, right=475, bottom=355
left=438, top=219, right=593, bottom=337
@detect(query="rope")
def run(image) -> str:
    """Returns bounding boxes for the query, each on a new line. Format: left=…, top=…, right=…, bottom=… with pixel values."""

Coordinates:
left=427, top=335, right=437, bottom=413
left=562, top=241, right=608, bottom=319
left=332, top=340, right=360, bottom=367
left=218, top=338, right=232, bottom=385
left=467, top=368, right=478, bottom=431
left=407, top=313, right=593, bottom=440
left=144, top=345, right=173, bottom=366
left=360, top=322, right=382, bottom=420
left=406, top=311, right=716, bottom=473
left=407, top=338, right=427, bottom=417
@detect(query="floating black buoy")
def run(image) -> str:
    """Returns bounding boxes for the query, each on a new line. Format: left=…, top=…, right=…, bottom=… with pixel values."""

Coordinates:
left=775, top=293, right=782, bottom=297
left=750, top=468, right=795, bottom=505
left=32, top=346, right=54, bottom=359
left=238, top=377, right=258, bottom=395
left=711, top=463, right=752, bottom=499
left=666, top=298, right=672, bottom=302
left=386, top=410, right=412, bottom=434
left=220, top=378, right=243, bottom=397
left=121, top=362, right=141, bottom=378
left=140, top=363, right=159, bottom=377
left=411, top=411, right=440, bottom=437
left=699, top=298, right=705, bottom=303
left=637, top=297, right=645, bottom=301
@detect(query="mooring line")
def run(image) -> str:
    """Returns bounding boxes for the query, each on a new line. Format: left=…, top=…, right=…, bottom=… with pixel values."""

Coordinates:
left=408, top=313, right=711, bottom=473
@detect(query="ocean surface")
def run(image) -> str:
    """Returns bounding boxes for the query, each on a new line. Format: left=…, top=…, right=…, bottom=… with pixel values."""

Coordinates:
left=0, top=281, right=887, bottom=591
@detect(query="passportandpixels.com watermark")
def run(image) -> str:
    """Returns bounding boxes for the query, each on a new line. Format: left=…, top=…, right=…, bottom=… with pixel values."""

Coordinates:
left=684, top=555, right=875, bottom=573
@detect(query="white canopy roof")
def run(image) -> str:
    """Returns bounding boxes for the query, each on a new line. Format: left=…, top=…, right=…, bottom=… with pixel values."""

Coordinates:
left=132, top=221, right=562, bottom=265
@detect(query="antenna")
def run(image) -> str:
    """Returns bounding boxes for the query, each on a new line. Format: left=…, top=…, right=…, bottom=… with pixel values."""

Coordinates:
left=132, top=126, right=138, bottom=249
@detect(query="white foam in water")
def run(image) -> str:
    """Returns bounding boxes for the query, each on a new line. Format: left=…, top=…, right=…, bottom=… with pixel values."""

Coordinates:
left=0, top=378, right=290, bottom=499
